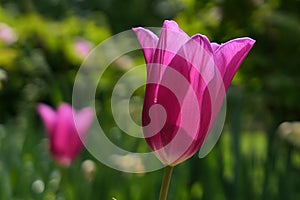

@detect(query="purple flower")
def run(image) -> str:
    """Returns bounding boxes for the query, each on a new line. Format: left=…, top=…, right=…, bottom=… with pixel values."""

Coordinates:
left=37, top=103, right=94, bottom=167
left=133, top=20, right=255, bottom=166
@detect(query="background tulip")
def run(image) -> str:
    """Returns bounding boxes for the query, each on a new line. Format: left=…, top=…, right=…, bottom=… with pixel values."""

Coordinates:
left=37, top=103, right=94, bottom=167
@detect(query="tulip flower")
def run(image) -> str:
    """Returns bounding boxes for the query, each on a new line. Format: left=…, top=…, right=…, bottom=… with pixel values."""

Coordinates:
left=133, top=20, right=255, bottom=166
left=37, top=103, right=94, bottom=167
left=133, top=20, right=255, bottom=199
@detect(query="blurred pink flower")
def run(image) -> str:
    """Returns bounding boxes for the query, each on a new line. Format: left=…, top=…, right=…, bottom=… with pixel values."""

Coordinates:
left=73, top=38, right=93, bottom=59
left=133, top=20, right=255, bottom=166
left=37, top=103, right=94, bottom=167
left=0, top=23, right=18, bottom=45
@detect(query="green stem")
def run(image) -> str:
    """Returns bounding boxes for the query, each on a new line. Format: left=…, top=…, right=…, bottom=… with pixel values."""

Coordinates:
left=159, top=166, right=174, bottom=200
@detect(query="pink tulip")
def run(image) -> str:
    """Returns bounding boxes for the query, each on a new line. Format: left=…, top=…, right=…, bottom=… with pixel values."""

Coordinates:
left=37, top=103, right=94, bottom=167
left=133, top=20, right=255, bottom=166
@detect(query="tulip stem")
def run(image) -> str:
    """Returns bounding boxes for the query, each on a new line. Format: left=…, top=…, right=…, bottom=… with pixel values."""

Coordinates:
left=159, top=166, right=174, bottom=200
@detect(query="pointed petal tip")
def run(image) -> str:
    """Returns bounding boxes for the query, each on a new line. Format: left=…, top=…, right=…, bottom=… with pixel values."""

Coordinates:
left=36, top=103, right=57, bottom=135
left=248, top=38, right=256, bottom=47
left=235, top=37, right=256, bottom=47
left=132, top=26, right=158, bottom=39
left=37, top=103, right=49, bottom=112
left=191, top=34, right=201, bottom=41
left=162, top=19, right=177, bottom=26
left=132, top=26, right=159, bottom=63
left=132, top=27, right=158, bottom=39
left=190, top=34, right=213, bottom=53
left=36, top=103, right=54, bottom=117
left=57, top=102, right=73, bottom=114
left=191, top=33, right=210, bottom=41
left=162, top=20, right=183, bottom=33
left=245, top=37, right=256, bottom=43
left=191, top=34, right=212, bottom=45
left=239, top=37, right=256, bottom=52
left=250, top=37, right=256, bottom=43
left=132, top=27, right=142, bottom=33
left=58, top=102, right=71, bottom=109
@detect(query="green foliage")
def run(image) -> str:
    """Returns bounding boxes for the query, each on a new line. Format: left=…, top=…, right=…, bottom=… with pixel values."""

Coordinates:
left=0, top=7, right=110, bottom=118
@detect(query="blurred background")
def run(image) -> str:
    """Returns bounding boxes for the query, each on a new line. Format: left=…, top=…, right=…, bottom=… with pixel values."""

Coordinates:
left=0, top=0, right=300, bottom=199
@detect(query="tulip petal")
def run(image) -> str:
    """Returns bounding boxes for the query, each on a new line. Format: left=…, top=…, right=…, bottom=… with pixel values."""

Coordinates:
left=211, top=42, right=220, bottom=52
left=144, top=34, right=217, bottom=164
left=167, top=34, right=216, bottom=140
left=153, top=20, right=190, bottom=65
left=191, top=34, right=214, bottom=54
left=142, top=83, right=181, bottom=151
left=172, top=34, right=215, bottom=87
left=52, top=104, right=73, bottom=157
left=37, top=103, right=57, bottom=136
left=198, top=99, right=226, bottom=158
left=162, top=20, right=185, bottom=34
left=74, top=107, right=94, bottom=139
left=52, top=103, right=82, bottom=165
left=132, top=27, right=159, bottom=64
left=213, top=37, right=255, bottom=89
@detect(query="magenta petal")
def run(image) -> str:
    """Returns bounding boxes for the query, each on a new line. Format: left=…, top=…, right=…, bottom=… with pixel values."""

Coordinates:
left=37, top=103, right=57, bottom=135
left=132, top=27, right=159, bottom=64
left=53, top=104, right=75, bottom=155
left=214, top=37, right=255, bottom=89
left=142, top=83, right=181, bottom=148
left=74, top=107, right=94, bottom=139
left=52, top=103, right=82, bottom=165
left=162, top=20, right=185, bottom=34
left=143, top=36, right=216, bottom=165
left=191, top=34, right=214, bottom=54
left=153, top=20, right=190, bottom=65
left=173, top=35, right=215, bottom=87
left=211, top=42, right=221, bottom=52
left=163, top=36, right=219, bottom=164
